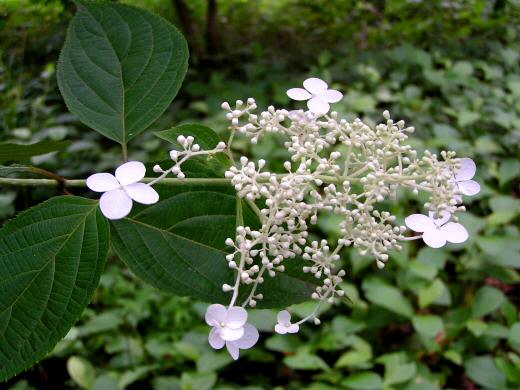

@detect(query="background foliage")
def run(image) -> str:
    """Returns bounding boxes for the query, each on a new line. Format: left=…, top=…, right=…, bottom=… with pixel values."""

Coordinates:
left=1, top=0, right=520, bottom=389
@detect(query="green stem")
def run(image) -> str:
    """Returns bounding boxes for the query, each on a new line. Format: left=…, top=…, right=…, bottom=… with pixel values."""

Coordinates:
left=0, top=177, right=232, bottom=187
left=122, top=143, right=129, bottom=163
left=0, top=174, right=428, bottom=189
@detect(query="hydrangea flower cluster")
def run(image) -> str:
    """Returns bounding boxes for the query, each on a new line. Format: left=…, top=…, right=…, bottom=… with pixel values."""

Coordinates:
left=86, top=77, right=480, bottom=360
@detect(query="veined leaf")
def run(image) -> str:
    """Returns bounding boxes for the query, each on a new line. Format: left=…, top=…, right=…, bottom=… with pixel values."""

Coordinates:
left=110, top=184, right=316, bottom=308
left=57, top=0, right=188, bottom=144
left=0, top=141, right=71, bottom=163
left=0, top=196, right=109, bottom=381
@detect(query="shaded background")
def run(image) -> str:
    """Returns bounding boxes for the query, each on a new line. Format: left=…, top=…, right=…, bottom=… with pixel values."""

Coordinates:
left=1, top=0, right=520, bottom=389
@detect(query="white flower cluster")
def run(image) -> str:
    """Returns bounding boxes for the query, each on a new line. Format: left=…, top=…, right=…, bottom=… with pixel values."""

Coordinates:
left=86, top=77, right=480, bottom=361
left=212, top=77, right=480, bottom=358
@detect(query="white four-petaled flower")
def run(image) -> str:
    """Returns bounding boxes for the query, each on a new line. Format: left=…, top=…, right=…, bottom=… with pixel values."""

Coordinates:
left=274, top=310, right=299, bottom=334
left=451, top=158, right=480, bottom=198
left=287, top=77, right=343, bottom=115
left=205, top=304, right=259, bottom=360
left=86, top=161, right=159, bottom=220
left=405, top=212, right=469, bottom=248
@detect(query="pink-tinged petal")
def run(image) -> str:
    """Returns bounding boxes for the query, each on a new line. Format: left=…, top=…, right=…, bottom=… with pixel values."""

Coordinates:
left=422, top=229, right=447, bottom=248
left=307, top=97, right=330, bottom=115
left=99, top=189, right=133, bottom=220
left=303, top=77, right=328, bottom=94
left=287, top=324, right=300, bottom=334
left=319, top=89, right=343, bottom=103
left=234, top=324, right=259, bottom=349
left=274, top=324, right=288, bottom=334
left=115, top=161, right=146, bottom=186
left=405, top=214, right=434, bottom=232
left=287, top=88, right=312, bottom=101
left=124, top=183, right=159, bottom=205
left=225, top=306, right=248, bottom=329
left=455, top=158, right=476, bottom=181
left=205, top=304, right=227, bottom=326
left=208, top=327, right=225, bottom=349
left=428, top=211, right=451, bottom=226
left=226, top=341, right=240, bottom=360
left=458, top=180, right=480, bottom=196
left=220, top=326, right=244, bottom=341
left=277, top=310, right=291, bottom=324
left=441, top=222, right=469, bottom=244
left=86, top=173, right=119, bottom=192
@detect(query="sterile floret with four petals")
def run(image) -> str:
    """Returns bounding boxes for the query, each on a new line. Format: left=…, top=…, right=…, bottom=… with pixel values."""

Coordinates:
left=274, top=310, right=300, bottom=334
left=405, top=212, right=468, bottom=248
left=287, top=77, right=343, bottom=115
left=205, top=304, right=259, bottom=360
left=86, top=161, right=159, bottom=220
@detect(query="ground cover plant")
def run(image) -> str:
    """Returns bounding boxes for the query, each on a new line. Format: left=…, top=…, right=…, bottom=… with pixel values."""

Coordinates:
left=1, top=0, right=519, bottom=389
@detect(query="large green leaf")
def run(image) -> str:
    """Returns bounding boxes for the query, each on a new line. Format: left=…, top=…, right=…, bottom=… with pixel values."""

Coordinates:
left=110, top=184, right=317, bottom=308
left=57, top=0, right=188, bottom=144
left=0, top=141, right=71, bottom=163
left=0, top=196, right=109, bottom=381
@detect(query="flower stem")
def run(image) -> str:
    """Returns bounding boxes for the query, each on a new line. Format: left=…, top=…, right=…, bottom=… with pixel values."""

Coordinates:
left=122, top=144, right=128, bottom=163
left=0, top=177, right=232, bottom=187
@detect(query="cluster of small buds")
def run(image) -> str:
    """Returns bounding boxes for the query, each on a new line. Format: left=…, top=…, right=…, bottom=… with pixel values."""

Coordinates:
left=311, top=270, right=346, bottom=305
left=340, top=210, right=406, bottom=269
left=222, top=99, right=290, bottom=144
left=152, top=135, right=226, bottom=183
left=225, top=157, right=271, bottom=200
left=217, top=78, right=479, bottom=327
left=302, top=240, right=340, bottom=278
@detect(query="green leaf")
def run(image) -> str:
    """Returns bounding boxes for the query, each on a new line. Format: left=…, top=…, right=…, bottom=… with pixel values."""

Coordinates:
left=180, top=372, right=216, bottom=390
left=118, top=365, right=157, bottom=389
left=444, top=350, right=463, bottom=365
left=110, top=184, right=316, bottom=308
left=57, top=1, right=188, bottom=144
left=284, top=352, right=330, bottom=371
left=471, top=286, right=506, bottom=318
left=487, top=196, right=520, bottom=225
left=0, top=141, right=71, bottom=163
left=383, top=359, right=416, bottom=386
left=466, top=319, right=488, bottom=337
left=418, top=279, right=445, bottom=308
left=457, top=111, right=480, bottom=127
left=196, top=351, right=233, bottom=373
left=341, top=372, right=383, bottom=390
left=67, top=356, right=96, bottom=389
left=362, top=278, right=414, bottom=318
left=465, top=356, right=507, bottom=390
left=412, top=315, right=444, bottom=338
left=508, top=322, right=520, bottom=354
left=498, top=159, right=520, bottom=186
left=92, top=375, right=119, bottom=390
left=478, top=236, right=520, bottom=268
left=335, top=336, right=372, bottom=368
left=0, top=196, right=109, bottom=381
left=409, top=260, right=438, bottom=280
left=76, top=311, right=124, bottom=337
left=495, top=357, right=520, bottom=384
